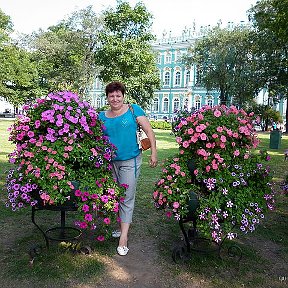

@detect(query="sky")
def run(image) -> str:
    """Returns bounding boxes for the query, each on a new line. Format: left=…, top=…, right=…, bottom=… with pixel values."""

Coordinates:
left=0, top=0, right=258, bottom=38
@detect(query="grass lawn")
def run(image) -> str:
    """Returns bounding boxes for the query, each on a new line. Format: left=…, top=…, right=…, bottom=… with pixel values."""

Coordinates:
left=0, top=120, right=287, bottom=288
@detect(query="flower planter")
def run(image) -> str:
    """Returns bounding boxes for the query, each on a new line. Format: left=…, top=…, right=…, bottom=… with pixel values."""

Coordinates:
left=154, top=105, right=275, bottom=263
left=5, top=91, right=127, bottom=247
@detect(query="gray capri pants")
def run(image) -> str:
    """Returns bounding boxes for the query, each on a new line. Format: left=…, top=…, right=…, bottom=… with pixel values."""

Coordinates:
left=112, top=153, right=142, bottom=223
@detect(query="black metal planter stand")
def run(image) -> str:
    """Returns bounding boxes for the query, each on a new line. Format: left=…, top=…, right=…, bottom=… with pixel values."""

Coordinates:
left=29, top=202, right=87, bottom=264
left=172, top=214, right=243, bottom=264
left=31, top=203, right=82, bottom=249
left=171, top=190, right=242, bottom=264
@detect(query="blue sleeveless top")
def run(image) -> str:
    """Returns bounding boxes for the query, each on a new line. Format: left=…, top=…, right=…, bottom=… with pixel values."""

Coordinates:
left=98, top=104, right=145, bottom=161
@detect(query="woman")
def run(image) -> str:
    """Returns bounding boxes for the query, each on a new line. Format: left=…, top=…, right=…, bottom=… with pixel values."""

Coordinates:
left=98, top=81, right=158, bottom=256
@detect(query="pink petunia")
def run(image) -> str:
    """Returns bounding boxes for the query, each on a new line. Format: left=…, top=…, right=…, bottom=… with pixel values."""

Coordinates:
left=220, top=135, right=227, bottom=142
left=212, top=163, right=218, bottom=170
left=75, top=189, right=82, bottom=197
left=97, top=235, right=105, bottom=242
left=79, top=222, right=88, bottom=229
left=182, top=141, right=190, bottom=148
left=233, top=150, right=240, bottom=156
left=173, top=202, right=180, bottom=209
left=216, top=126, right=223, bottom=133
left=103, top=217, right=111, bottom=225
left=166, top=211, right=172, bottom=218
left=214, top=110, right=221, bottom=117
left=153, top=191, right=158, bottom=198
left=200, top=133, right=207, bottom=140
left=63, top=153, right=69, bottom=158
left=220, top=143, right=226, bottom=149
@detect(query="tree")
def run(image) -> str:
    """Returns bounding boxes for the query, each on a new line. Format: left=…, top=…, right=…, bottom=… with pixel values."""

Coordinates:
left=183, top=26, right=263, bottom=106
left=0, top=8, right=13, bottom=43
left=0, top=45, right=41, bottom=107
left=0, top=9, right=41, bottom=107
left=27, top=6, right=103, bottom=96
left=94, top=1, right=160, bottom=107
left=248, top=0, right=288, bottom=132
left=247, top=102, right=282, bottom=131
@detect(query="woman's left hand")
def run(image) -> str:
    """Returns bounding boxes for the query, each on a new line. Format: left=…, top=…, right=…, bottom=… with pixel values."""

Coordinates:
left=149, top=155, right=158, bottom=168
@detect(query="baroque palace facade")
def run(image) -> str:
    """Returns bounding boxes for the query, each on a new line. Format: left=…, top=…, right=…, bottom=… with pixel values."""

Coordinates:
left=87, top=26, right=220, bottom=120
left=87, top=24, right=286, bottom=122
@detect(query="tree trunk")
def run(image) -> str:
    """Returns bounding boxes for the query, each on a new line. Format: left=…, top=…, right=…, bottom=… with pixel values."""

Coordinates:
left=285, top=98, right=288, bottom=133
left=219, top=87, right=227, bottom=105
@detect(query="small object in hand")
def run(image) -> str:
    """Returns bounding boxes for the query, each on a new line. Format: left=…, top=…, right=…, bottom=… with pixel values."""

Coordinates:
left=140, top=137, right=151, bottom=151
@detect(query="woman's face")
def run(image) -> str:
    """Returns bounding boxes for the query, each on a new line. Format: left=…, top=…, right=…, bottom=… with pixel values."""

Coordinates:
left=107, top=90, right=124, bottom=110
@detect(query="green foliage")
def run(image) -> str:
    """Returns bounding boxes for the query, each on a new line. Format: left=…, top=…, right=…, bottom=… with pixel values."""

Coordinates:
left=248, top=0, right=288, bottom=132
left=0, top=8, right=13, bottom=42
left=0, top=45, right=41, bottom=106
left=183, top=26, right=263, bottom=106
left=0, top=10, right=41, bottom=106
left=27, top=6, right=103, bottom=95
left=150, top=120, right=172, bottom=130
left=94, top=1, right=160, bottom=108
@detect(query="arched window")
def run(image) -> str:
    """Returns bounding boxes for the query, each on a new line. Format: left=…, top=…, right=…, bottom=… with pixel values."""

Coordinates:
left=175, top=71, right=181, bottom=85
left=164, top=71, right=170, bottom=85
left=195, top=99, right=201, bottom=110
left=195, top=95, right=201, bottom=110
left=152, top=98, right=159, bottom=112
left=163, top=97, right=169, bottom=112
left=173, top=98, right=180, bottom=113
left=207, top=98, right=213, bottom=107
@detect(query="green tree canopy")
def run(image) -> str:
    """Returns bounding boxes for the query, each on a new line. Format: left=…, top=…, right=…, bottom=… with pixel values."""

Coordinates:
left=0, top=8, right=13, bottom=43
left=0, top=9, right=40, bottom=106
left=183, top=26, right=263, bottom=106
left=248, top=0, right=288, bottom=132
left=94, top=1, right=160, bottom=107
left=26, top=6, right=103, bottom=96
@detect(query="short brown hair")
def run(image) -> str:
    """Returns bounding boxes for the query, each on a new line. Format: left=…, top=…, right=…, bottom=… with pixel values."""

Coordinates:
left=105, top=81, right=126, bottom=96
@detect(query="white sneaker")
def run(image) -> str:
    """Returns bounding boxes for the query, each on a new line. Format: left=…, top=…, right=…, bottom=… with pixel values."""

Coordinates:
left=112, top=230, right=121, bottom=238
left=117, top=246, right=129, bottom=256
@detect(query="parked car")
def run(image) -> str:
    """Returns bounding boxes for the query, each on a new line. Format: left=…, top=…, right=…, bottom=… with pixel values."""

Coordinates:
left=0, top=109, right=15, bottom=118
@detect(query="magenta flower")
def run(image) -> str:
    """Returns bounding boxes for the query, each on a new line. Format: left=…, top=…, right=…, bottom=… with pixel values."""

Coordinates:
left=97, top=235, right=105, bottom=242
left=103, top=217, right=111, bottom=225
left=84, top=213, right=93, bottom=222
